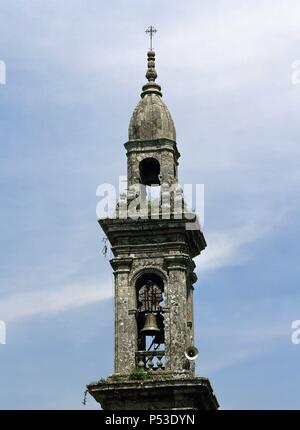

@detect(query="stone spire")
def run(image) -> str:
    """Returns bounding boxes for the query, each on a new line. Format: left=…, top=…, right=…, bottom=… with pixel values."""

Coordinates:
left=128, top=49, right=176, bottom=142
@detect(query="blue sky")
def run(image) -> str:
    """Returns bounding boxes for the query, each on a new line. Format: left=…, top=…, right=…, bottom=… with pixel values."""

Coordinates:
left=0, top=0, right=300, bottom=409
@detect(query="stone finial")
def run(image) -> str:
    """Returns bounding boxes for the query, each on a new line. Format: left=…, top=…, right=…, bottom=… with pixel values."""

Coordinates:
left=141, top=50, right=162, bottom=98
left=146, top=50, right=157, bottom=82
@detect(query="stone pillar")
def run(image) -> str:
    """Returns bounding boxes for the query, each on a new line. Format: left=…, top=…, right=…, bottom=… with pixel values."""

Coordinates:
left=164, top=255, right=191, bottom=374
left=111, top=258, right=135, bottom=375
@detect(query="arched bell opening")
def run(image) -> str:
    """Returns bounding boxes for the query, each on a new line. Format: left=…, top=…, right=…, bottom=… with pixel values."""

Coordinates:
left=139, top=157, right=161, bottom=186
left=139, top=158, right=161, bottom=209
left=135, top=273, right=165, bottom=365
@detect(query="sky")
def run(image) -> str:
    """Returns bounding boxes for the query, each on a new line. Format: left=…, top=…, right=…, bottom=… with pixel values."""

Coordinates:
left=0, top=0, right=300, bottom=409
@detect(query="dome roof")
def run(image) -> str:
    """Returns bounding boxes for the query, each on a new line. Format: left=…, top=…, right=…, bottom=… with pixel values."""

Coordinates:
left=128, top=51, right=176, bottom=142
left=129, top=93, right=176, bottom=141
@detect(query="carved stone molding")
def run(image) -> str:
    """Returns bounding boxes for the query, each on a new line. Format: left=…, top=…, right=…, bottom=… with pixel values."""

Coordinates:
left=164, top=255, right=191, bottom=272
left=110, top=257, right=133, bottom=274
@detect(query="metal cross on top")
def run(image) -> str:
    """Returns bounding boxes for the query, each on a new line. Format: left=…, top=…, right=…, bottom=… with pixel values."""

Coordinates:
left=146, top=25, right=157, bottom=50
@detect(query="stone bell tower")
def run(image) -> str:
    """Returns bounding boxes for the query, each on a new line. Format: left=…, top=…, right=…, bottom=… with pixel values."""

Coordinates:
left=87, top=29, right=219, bottom=410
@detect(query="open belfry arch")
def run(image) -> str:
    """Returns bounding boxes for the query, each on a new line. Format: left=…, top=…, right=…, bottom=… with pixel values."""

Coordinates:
left=87, top=27, right=219, bottom=410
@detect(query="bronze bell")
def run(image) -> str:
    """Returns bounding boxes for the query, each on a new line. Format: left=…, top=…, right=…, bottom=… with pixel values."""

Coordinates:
left=141, top=313, right=160, bottom=336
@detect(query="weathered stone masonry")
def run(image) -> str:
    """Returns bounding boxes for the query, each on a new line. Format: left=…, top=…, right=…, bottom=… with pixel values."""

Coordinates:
left=87, top=48, right=219, bottom=410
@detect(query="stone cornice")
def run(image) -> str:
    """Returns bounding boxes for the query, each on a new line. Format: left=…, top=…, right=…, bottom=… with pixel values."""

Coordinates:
left=124, top=138, right=180, bottom=160
left=110, top=257, right=133, bottom=273
left=164, top=254, right=191, bottom=272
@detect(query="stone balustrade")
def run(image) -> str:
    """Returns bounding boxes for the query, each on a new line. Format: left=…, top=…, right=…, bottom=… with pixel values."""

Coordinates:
left=135, top=350, right=165, bottom=370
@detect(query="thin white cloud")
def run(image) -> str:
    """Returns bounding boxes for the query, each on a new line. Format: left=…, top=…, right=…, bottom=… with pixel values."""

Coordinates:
left=198, top=224, right=266, bottom=272
left=195, top=291, right=300, bottom=375
left=198, top=316, right=293, bottom=374
left=0, top=280, right=112, bottom=323
left=197, top=201, right=292, bottom=272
